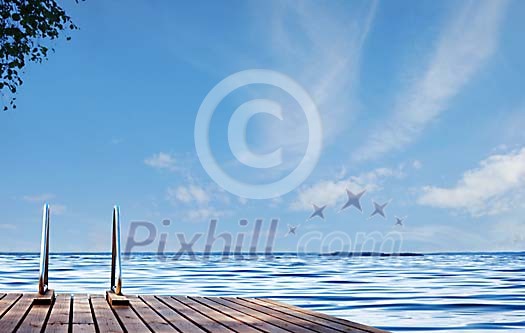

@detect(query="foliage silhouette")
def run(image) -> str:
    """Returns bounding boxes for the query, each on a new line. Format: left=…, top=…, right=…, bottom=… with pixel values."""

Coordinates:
left=1, top=0, right=79, bottom=110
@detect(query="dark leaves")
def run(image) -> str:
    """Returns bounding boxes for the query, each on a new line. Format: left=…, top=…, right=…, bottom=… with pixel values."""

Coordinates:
left=1, top=0, right=79, bottom=111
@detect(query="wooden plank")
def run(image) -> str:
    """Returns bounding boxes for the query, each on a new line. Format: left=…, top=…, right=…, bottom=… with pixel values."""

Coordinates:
left=209, top=297, right=315, bottom=333
left=71, top=294, right=96, bottom=333
left=258, top=299, right=388, bottom=333
left=140, top=295, right=205, bottom=333
left=128, top=296, right=177, bottom=333
left=232, top=297, right=346, bottom=333
left=106, top=291, right=129, bottom=306
left=112, top=298, right=151, bottom=332
left=0, top=293, right=386, bottom=333
left=244, top=298, right=364, bottom=333
left=90, top=295, right=123, bottom=333
left=0, top=295, right=33, bottom=332
left=17, top=297, right=53, bottom=333
left=174, top=296, right=260, bottom=333
left=191, top=296, right=290, bottom=333
left=33, top=289, right=55, bottom=305
left=45, top=294, right=71, bottom=333
left=157, top=296, right=234, bottom=333
left=0, top=294, right=22, bottom=319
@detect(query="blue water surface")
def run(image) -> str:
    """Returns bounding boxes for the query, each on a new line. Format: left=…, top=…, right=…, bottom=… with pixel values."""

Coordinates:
left=0, top=252, right=524, bottom=332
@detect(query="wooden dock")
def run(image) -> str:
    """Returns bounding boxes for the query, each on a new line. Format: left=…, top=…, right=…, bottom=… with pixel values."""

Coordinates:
left=0, top=293, right=388, bottom=333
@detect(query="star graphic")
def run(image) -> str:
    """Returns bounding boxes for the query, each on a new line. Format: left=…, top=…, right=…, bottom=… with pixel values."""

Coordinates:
left=395, top=216, right=406, bottom=226
left=308, top=204, right=327, bottom=220
left=369, top=200, right=390, bottom=219
left=286, top=224, right=298, bottom=236
left=340, top=189, right=366, bottom=212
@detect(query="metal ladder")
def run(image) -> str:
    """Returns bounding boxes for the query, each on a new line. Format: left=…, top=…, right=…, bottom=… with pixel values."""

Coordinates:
left=36, top=204, right=128, bottom=305
left=38, top=204, right=50, bottom=295
left=110, top=205, right=123, bottom=295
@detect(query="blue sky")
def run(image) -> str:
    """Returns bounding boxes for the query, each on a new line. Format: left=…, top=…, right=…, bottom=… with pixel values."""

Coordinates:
left=1, top=0, right=525, bottom=253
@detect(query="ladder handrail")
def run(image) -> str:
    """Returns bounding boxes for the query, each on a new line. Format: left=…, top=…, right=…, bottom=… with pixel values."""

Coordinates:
left=38, top=204, right=50, bottom=295
left=110, top=205, right=123, bottom=295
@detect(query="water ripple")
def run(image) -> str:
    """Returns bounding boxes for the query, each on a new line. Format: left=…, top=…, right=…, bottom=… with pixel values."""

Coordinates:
left=0, top=253, right=524, bottom=332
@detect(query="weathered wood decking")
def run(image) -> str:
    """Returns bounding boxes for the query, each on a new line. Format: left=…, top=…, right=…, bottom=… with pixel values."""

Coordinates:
left=0, top=293, right=387, bottom=333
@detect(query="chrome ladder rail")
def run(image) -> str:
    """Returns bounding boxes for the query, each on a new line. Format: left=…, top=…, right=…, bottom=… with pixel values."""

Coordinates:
left=110, top=205, right=123, bottom=295
left=38, top=204, right=50, bottom=295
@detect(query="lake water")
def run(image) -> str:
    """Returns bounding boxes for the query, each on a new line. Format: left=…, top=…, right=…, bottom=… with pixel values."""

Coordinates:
left=0, top=252, right=524, bottom=332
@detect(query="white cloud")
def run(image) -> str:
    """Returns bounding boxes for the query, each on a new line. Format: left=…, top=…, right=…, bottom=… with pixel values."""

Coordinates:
left=401, top=220, right=525, bottom=252
left=0, top=224, right=16, bottom=231
left=21, top=194, right=66, bottom=215
left=50, top=204, right=67, bottom=215
left=22, top=193, right=55, bottom=202
left=418, top=147, right=525, bottom=217
left=354, top=0, right=508, bottom=161
left=144, top=152, right=178, bottom=171
left=291, top=166, right=404, bottom=211
left=165, top=183, right=233, bottom=222
left=184, top=208, right=228, bottom=222
left=412, top=160, right=423, bottom=170
left=256, top=1, right=377, bottom=163
left=167, top=185, right=210, bottom=205
left=110, top=138, right=123, bottom=145
left=502, top=103, right=525, bottom=142
left=490, top=220, right=525, bottom=251
left=238, top=197, right=249, bottom=205
left=399, top=224, right=490, bottom=252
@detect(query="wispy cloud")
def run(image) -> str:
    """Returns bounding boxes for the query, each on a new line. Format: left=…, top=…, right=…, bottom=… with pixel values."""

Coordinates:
left=21, top=193, right=66, bottom=215
left=167, top=184, right=210, bottom=205
left=400, top=224, right=490, bottom=252
left=166, top=183, right=231, bottom=222
left=50, top=204, right=67, bottom=216
left=0, top=224, right=16, bottom=231
left=291, top=166, right=404, bottom=211
left=110, top=137, right=123, bottom=145
left=22, top=193, right=55, bottom=202
left=490, top=219, right=525, bottom=251
left=418, top=147, right=525, bottom=217
left=184, top=208, right=229, bottom=222
left=401, top=220, right=525, bottom=252
left=354, top=0, right=508, bottom=161
left=259, top=1, right=377, bottom=161
left=502, top=102, right=525, bottom=143
left=144, top=152, right=178, bottom=171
